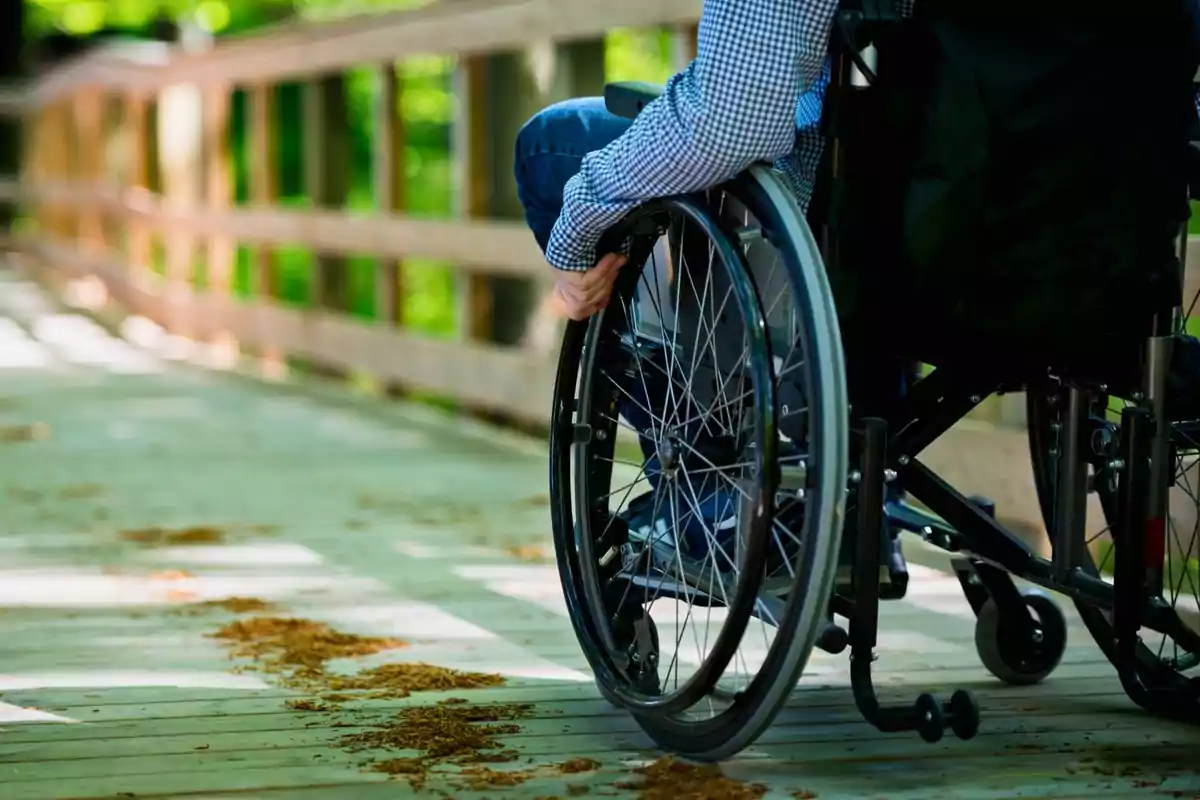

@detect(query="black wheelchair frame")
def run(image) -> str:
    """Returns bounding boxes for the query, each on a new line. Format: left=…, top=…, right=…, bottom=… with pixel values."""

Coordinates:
left=593, top=3, right=1200, bottom=750
left=818, top=5, right=1200, bottom=741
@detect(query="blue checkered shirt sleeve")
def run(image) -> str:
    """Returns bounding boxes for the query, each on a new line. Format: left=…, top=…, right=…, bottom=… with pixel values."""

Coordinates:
left=544, top=0, right=842, bottom=271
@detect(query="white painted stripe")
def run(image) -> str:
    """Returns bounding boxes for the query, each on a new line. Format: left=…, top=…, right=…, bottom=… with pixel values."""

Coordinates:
left=316, top=602, right=499, bottom=641
left=0, top=318, right=53, bottom=368
left=137, top=543, right=325, bottom=567
left=455, top=564, right=568, bottom=617
left=0, top=569, right=386, bottom=608
left=0, top=702, right=77, bottom=724
left=0, top=671, right=269, bottom=691
left=361, top=645, right=592, bottom=684
left=29, top=314, right=160, bottom=373
left=393, top=541, right=443, bottom=559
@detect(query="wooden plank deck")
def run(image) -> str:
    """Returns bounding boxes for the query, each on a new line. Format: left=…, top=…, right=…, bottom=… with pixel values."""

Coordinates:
left=0, top=269, right=1196, bottom=799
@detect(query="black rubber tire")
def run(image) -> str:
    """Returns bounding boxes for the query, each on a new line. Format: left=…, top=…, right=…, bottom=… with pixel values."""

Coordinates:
left=1026, top=389, right=1200, bottom=697
left=974, top=591, right=1068, bottom=686
left=550, top=167, right=849, bottom=761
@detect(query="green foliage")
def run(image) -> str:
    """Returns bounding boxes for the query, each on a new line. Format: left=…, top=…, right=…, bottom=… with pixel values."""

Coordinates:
left=26, top=0, right=295, bottom=35
left=606, top=27, right=675, bottom=83
left=26, top=0, right=436, bottom=36
left=36, top=3, right=676, bottom=343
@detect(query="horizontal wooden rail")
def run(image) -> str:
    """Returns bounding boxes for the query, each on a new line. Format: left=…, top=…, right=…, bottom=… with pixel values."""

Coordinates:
left=13, top=177, right=1200, bottom=302
left=16, top=180, right=547, bottom=278
left=25, top=0, right=702, bottom=105
left=22, top=235, right=558, bottom=424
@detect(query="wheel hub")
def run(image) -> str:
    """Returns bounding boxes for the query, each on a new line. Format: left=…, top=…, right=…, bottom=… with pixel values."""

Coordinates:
left=657, top=433, right=682, bottom=474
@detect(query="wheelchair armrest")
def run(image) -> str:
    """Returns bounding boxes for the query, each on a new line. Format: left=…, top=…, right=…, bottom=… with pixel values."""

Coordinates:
left=604, top=81, right=665, bottom=121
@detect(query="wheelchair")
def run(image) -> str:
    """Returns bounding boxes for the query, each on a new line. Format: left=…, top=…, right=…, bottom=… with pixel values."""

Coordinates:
left=548, top=3, right=1200, bottom=761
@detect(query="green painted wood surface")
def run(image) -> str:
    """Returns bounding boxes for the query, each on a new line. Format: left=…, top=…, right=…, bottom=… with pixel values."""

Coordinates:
left=0, top=268, right=1195, bottom=799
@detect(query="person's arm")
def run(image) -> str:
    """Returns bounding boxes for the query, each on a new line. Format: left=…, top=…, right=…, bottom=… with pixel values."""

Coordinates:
left=545, top=0, right=841, bottom=271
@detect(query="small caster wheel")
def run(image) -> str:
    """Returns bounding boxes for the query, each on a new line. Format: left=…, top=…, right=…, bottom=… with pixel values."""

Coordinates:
left=816, top=620, right=849, bottom=655
left=948, top=689, right=980, bottom=740
left=975, top=590, right=1067, bottom=686
left=595, top=613, right=659, bottom=708
left=914, top=692, right=945, bottom=743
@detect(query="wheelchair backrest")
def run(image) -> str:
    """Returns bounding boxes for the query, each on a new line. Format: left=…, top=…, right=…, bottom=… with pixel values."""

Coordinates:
left=825, top=1, right=1200, bottom=372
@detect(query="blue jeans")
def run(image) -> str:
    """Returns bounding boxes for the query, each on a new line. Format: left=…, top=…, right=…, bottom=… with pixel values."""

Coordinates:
left=514, top=97, right=630, bottom=252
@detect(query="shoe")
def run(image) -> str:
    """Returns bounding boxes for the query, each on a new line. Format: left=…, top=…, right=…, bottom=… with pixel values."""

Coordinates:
left=620, top=488, right=740, bottom=566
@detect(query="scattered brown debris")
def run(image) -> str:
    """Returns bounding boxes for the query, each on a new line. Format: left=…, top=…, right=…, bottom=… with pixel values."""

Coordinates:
left=207, top=616, right=408, bottom=680
left=321, top=662, right=506, bottom=700
left=286, top=698, right=336, bottom=713
left=558, top=757, right=601, bottom=774
left=342, top=700, right=533, bottom=790
left=119, top=522, right=281, bottom=547
left=372, top=757, right=428, bottom=778
left=173, top=597, right=277, bottom=616
left=518, top=494, right=551, bottom=508
left=617, top=757, right=768, bottom=800
left=7, top=486, right=42, bottom=503
left=567, top=787, right=589, bottom=797
left=356, top=493, right=482, bottom=526
left=58, top=483, right=104, bottom=500
left=150, top=569, right=194, bottom=581
left=792, top=791, right=818, bottom=800
left=0, top=422, right=50, bottom=443
left=454, top=764, right=536, bottom=790
left=505, top=544, right=549, bottom=562
left=119, top=525, right=227, bottom=546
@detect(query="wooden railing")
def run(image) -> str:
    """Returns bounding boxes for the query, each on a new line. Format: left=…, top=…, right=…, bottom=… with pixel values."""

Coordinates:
left=0, top=0, right=1196, bottom=435
left=0, top=0, right=701, bottom=426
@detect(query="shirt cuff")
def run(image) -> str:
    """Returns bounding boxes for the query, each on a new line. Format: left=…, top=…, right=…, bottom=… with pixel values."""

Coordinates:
left=544, top=212, right=598, bottom=271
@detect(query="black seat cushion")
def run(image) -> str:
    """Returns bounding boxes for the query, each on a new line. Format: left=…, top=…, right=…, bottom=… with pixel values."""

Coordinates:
left=822, top=7, right=1200, bottom=376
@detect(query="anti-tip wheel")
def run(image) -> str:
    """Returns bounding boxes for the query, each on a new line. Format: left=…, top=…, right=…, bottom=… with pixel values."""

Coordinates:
left=975, top=590, right=1068, bottom=686
left=948, top=689, right=980, bottom=740
left=914, top=693, right=945, bottom=743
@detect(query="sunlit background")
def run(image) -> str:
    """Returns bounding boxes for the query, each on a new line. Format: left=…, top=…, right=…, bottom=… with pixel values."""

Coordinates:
left=12, top=1, right=678, bottom=340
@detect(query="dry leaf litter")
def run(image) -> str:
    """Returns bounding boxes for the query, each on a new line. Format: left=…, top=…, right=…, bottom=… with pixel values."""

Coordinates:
left=208, top=614, right=554, bottom=790
left=616, top=757, right=770, bottom=800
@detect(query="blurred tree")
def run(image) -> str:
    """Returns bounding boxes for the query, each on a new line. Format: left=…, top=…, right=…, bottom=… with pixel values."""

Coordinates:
left=23, top=0, right=435, bottom=37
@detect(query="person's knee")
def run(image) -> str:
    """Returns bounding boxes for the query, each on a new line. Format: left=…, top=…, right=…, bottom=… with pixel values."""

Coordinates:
left=515, top=97, right=619, bottom=163
left=514, top=97, right=628, bottom=250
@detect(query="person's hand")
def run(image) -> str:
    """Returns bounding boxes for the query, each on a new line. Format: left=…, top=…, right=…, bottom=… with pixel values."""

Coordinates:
left=548, top=253, right=627, bottom=321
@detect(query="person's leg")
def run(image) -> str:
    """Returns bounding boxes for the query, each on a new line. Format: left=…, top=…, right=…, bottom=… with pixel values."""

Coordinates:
left=515, top=98, right=736, bottom=560
left=514, top=97, right=632, bottom=252
left=515, top=97, right=664, bottom=456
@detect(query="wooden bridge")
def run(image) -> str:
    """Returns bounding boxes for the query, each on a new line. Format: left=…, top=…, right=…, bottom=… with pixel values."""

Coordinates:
left=0, top=2, right=1197, bottom=798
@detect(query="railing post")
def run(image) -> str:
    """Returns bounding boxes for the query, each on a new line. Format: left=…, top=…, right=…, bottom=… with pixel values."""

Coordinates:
left=123, top=91, right=151, bottom=275
left=72, top=88, right=105, bottom=255
left=373, top=60, right=404, bottom=328
left=671, top=23, right=698, bottom=70
left=304, top=73, right=351, bottom=315
left=203, top=83, right=235, bottom=360
left=158, top=78, right=203, bottom=335
left=457, top=40, right=605, bottom=355
left=249, top=80, right=282, bottom=375
left=249, top=82, right=277, bottom=299
left=203, top=83, right=234, bottom=294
